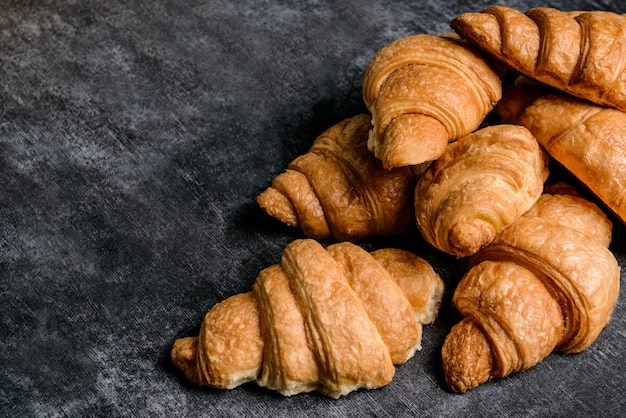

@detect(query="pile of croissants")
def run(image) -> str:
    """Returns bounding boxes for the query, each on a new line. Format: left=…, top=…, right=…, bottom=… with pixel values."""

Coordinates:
left=171, top=6, right=623, bottom=397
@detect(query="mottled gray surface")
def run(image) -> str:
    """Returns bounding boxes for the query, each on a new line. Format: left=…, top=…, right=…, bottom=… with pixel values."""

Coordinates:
left=1, top=1, right=625, bottom=417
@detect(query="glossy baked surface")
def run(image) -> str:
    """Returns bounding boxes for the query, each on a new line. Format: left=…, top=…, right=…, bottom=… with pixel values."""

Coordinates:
left=1, top=1, right=624, bottom=416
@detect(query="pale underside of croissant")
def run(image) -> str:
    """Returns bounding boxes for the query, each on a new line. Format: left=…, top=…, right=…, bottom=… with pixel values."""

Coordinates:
left=441, top=187, right=620, bottom=393
left=362, top=33, right=502, bottom=169
left=414, top=124, right=548, bottom=257
left=256, top=114, right=424, bottom=241
left=171, top=239, right=444, bottom=398
left=451, top=6, right=626, bottom=111
left=496, top=79, right=626, bottom=224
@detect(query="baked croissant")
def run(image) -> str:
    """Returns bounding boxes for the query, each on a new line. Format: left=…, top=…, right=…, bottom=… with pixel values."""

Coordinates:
left=496, top=78, right=626, bottom=224
left=441, top=185, right=620, bottom=393
left=362, top=33, right=502, bottom=169
left=414, top=124, right=548, bottom=257
left=171, top=239, right=444, bottom=398
left=451, top=6, right=626, bottom=111
left=256, top=114, right=424, bottom=241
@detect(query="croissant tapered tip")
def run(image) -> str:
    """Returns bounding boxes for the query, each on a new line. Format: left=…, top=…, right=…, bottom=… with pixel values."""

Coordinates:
left=441, top=320, right=494, bottom=393
left=171, top=336, right=199, bottom=381
left=379, top=113, right=448, bottom=168
left=450, top=11, right=502, bottom=53
left=449, top=218, right=496, bottom=257
left=256, top=187, right=299, bottom=227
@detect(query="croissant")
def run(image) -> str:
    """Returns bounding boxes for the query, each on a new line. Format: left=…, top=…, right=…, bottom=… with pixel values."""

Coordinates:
left=362, top=33, right=502, bottom=169
left=256, top=114, right=424, bottom=241
left=414, top=124, right=548, bottom=257
left=171, top=239, right=444, bottom=398
left=496, top=78, right=626, bottom=224
left=441, top=185, right=620, bottom=393
left=451, top=6, right=626, bottom=111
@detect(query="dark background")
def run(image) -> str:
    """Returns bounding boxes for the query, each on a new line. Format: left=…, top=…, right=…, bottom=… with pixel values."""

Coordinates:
left=1, top=1, right=624, bottom=417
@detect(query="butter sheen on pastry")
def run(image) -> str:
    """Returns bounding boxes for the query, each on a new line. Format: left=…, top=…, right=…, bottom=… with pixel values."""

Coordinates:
left=414, top=124, right=548, bottom=257
left=441, top=187, right=620, bottom=393
left=256, top=114, right=425, bottom=241
left=362, top=33, right=502, bottom=168
left=451, top=6, right=626, bottom=111
left=171, top=239, right=444, bottom=398
left=497, top=79, right=626, bottom=224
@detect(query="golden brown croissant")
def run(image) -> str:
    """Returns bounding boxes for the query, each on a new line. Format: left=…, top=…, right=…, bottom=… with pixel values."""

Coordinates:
left=496, top=78, right=626, bottom=224
left=441, top=186, right=620, bottom=393
left=451, top=6, right=626, bottom=111
left=414, top=124, right=548, bottom=257
left=256, top=114, right=424, bottom=241
left=362, top=33, right=502, bottom=169
left=171, top=239, right=444, bottom=398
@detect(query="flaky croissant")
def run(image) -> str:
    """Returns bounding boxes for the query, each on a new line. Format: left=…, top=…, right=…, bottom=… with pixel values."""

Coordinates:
left=362, top=33, right=502, bottom=169
left=414, top=124, right=548, bottom=257
left=496, top=78, right=626, bottom=224
left=171, top=239, right=444, bottom=398
left=451, top=6, right=626, bottom=111
left=441, top=185, right=620, bottom=393
left=256, top=114, right=424, bottom=241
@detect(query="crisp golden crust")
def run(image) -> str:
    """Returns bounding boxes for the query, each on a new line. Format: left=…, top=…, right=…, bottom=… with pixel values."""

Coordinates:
left=441, top=319, right=494, bottom=394
left=415, top=124, right=548, bottom=257
left=253, top=265, right=319, bottom=395
left=523, top=188, right=613, bottom=246
left=259, top=168, right=330, bottom=237
left=452, top=6, right=626, bottom=111
left=362, top=33, right=502, bottom=168
left=327, top=243, right=422, bottom=365
left=442, top=190, right=620, bottom=393
left=455, top=261, right=563, bottom=371
left=370, top=248, right=444, bottom=326
left=497, top=80, right=626, bottom=224
left=475, top=200, right=620, bottom=353
left=256, top=114, right=420, bottom=241
left=170, top=292, right=263, bottom=389
left=171, top=239, right=444, bottom=398
left=442, top=260, right=563, bottom=393
left=280, top=240, right=396, bottom=398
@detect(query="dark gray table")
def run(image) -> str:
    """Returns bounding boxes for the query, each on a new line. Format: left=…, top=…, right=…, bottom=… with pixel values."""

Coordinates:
left=2, top=1, right=625, bottom=417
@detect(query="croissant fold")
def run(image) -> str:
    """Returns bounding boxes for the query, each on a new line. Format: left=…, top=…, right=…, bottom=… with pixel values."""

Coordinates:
left=362, top=33, right=502, bottom=168
left=496, top=78, right=626, bottom=224
left=256, top=114, right=424, bottom=241
left=414, top=124, right=548, bottom=257
left=441, top=186, right=620, bottom=393
left=171, top=239, right=444, bottom=398
left=451, top=6, right=626, bottom=111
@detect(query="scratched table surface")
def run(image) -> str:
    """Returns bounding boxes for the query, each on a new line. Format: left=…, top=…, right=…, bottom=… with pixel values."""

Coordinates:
left=2, top=1, right=625, bottom=417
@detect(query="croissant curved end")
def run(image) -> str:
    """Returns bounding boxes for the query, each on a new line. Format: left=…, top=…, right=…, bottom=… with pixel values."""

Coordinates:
left=256, top=187, right=299, bottom=227
left=171, top=336, right=200, bottom=383
left=381, top=113, right=449, bottom=168
left=450, top=11, right=503, bottom=53
left=449, top=218, right=496, bottom=257
left=441, top=320, right=494, bottom=393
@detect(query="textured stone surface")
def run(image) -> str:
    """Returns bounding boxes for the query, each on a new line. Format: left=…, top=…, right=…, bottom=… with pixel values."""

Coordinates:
left=1, top=1, right=624, bottom=416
